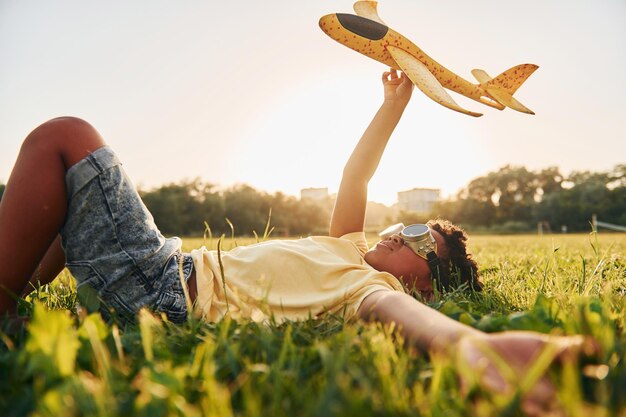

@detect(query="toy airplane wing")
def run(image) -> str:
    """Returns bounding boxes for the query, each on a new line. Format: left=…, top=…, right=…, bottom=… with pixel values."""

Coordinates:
left=387, top=46, right=483, bottom=117
left=353, top=1, right=386, bottom=25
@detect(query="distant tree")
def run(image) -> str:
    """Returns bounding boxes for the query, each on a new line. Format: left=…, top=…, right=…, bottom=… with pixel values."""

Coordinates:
left=269, top=192, right=330, bottom=236
left=396, top=210, right=430, bottom=226
left=0, top=182, right=4, bottom=201
left=134, top=164, right=626, bottom=236
left=222, top=184, right=272, bottom=235
left=608, top=164, right=626, bottom=188
left=534, top=167, right=563, bottom=197
left=567, top=171, right=610, bottom=188
left=141, top=180, right=331, bottom=237
left=428, top=164, right=620, bottom=232
left=437, top=165, right=543, bottom=227
left=141, top=179, right=223, bottom=236
left=535, top=166, right=625, bottom=231
left=431, top=197, right=494, bottom=228
left=484, top=166, right=537, bottom=224
left=607, top=186, right=626, bottom=226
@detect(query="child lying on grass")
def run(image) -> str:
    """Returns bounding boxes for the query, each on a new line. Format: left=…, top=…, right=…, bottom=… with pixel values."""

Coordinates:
left=0, top=69, right=598, bottom=414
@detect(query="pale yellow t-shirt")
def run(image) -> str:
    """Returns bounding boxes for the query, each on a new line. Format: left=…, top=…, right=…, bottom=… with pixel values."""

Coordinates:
left=190, top=232, right=404, bottom=323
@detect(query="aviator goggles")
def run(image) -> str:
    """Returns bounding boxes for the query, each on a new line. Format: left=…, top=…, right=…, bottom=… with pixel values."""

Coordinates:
left=378, top=223, right=442, bottom=284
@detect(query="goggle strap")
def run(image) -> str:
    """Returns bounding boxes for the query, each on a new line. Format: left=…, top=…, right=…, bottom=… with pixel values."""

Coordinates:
left=426, top=251, right=443, bottom=292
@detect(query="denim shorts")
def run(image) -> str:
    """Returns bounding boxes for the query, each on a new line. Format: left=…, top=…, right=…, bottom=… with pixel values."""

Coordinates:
left=60, top=146, right=194, bottom=324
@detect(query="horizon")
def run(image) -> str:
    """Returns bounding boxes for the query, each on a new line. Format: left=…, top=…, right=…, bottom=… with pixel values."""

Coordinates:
left=1, top=0, right=625, bottom=206
left=132, top=158, right=623, bottom=208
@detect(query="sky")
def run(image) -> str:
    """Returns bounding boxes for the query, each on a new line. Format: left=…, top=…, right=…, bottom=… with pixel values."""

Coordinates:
left=1, top=0, right=625, bottom=206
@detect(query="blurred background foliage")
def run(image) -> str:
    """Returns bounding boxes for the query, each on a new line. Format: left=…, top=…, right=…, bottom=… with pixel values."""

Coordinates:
left=0, top=163, right=624, bottom=236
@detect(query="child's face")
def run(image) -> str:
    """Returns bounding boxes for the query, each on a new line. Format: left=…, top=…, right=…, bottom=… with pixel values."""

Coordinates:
left=364, top=230, right=446, bottom=295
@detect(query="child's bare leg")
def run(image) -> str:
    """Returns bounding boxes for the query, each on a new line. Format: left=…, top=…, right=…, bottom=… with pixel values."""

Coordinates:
left=0, top=117, right=106, bottom=314
left=21, top=235, right=66, bottom=296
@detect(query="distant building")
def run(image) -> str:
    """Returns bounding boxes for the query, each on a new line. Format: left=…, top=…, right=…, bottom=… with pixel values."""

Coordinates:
left=300, top=187, right=329, bottom=202
left=397, top=188, right=440, bottom=213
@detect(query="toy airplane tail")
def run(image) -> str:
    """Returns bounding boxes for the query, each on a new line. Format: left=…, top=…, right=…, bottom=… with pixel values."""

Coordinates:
left=472, top=64, right=539, bottom=114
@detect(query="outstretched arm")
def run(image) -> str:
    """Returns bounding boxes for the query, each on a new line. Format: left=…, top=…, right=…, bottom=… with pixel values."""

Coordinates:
left=358, top=290, right=598, bottom=415
left=329, top=70, right=413, bottom=238
left=358, top=290, right=480, bottom=352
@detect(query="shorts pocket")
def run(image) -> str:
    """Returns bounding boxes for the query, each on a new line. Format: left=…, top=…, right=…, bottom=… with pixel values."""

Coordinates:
left=66, top=262, right=107, bottom=290
left=65, top=263, right=105, bottom=315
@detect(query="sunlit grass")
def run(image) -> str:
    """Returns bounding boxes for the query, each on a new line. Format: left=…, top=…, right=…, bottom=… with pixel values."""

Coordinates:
left=1, top=232, right=624, bottom=416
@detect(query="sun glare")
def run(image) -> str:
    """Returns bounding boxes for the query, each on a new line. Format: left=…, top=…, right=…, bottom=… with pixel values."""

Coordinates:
left=217, top=65, right=489, bottom=206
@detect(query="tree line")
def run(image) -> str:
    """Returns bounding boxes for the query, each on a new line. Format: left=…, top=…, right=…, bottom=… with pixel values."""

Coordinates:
left=139, top=180, right=330, bottom=237
left=428, top=164, right=626, bottom=233
left=0, top=164, right=623, bottom=235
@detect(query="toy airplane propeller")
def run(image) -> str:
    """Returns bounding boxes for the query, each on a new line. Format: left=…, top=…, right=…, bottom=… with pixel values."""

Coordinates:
left=319, top=1, right=538, bottom=117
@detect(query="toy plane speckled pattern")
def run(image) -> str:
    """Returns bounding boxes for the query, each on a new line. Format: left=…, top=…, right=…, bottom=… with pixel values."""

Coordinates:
left=319, top=1, right=538, bottom=117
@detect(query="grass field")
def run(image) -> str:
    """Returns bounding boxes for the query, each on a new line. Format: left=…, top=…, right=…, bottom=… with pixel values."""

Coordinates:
left=1, top=232, right=624, bottom=416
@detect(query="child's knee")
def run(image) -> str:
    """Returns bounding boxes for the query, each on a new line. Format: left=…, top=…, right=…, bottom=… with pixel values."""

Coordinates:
left=24, top=116, right=107, bottom=167
left=46, top=116, right=92, bottom=128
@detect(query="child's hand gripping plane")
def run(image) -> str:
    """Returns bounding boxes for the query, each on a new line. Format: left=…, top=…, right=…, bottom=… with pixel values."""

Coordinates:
left=319, top=1, right=538, bottom=117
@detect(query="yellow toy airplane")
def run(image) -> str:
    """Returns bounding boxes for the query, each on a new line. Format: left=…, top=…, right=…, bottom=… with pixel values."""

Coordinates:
left=319, top=1, right=538, bottom=117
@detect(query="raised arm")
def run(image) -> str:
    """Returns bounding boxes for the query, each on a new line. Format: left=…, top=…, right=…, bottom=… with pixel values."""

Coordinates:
left=329, top=69, right=413, bottom=238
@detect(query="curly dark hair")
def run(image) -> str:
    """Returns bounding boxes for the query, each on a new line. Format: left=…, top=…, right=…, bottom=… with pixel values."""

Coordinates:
left=427, top=219, right=482, bottom=292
